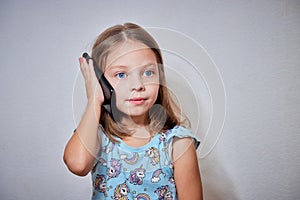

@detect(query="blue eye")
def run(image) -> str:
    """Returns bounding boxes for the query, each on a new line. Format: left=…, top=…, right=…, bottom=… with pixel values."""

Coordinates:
left=116, top=72, right=127, bottom=79
left=144, top=70, right=154, bottom=77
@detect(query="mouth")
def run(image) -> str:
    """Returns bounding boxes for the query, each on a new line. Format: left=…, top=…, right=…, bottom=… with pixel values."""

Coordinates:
left=127, top=97, right=147, bottom=105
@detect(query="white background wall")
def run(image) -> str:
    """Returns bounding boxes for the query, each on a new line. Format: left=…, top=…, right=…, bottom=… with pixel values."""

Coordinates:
left=0, top=0, right=299, bottom=199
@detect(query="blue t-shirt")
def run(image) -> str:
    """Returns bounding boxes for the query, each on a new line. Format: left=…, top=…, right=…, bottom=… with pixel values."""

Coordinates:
left=91, top=126, right=200, bottom=200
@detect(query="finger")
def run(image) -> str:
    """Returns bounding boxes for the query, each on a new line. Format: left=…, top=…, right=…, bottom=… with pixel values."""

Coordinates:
left=87, top=59, right=99, bottom=85
left=79, top=57, right=87, bottom=77
left=87, top=59, right=95, bottom=78
left=82, top=57, right=90, bottom=80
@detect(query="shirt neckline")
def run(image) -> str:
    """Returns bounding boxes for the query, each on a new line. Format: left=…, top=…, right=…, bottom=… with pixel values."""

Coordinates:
left=118, top=133, right=160, bottom=152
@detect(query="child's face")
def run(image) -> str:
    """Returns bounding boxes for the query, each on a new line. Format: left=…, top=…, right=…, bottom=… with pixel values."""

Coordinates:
left=104, top=40, right=160, bottom=120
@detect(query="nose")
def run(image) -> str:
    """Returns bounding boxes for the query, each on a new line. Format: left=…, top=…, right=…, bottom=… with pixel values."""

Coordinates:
left=131, top=75, right=145, bottom=91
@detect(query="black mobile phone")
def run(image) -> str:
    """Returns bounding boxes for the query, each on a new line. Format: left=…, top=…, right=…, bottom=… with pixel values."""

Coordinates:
left=82, top=52, right=115, bottom=118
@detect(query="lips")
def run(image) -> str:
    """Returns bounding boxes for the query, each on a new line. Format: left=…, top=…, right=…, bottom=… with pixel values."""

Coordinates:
left=128, top=97, right=147, bottom=105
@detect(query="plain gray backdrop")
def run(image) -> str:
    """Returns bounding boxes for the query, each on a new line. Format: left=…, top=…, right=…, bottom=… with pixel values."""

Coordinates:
left=0, top=0, right=299, bottom=199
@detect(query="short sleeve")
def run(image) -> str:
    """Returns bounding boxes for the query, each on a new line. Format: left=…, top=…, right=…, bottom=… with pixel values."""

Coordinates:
left=166, top=126, right=200, bottom=149
left=93, top=125, right=109, bottom=163
left=165, top=126, right=200, bottom=164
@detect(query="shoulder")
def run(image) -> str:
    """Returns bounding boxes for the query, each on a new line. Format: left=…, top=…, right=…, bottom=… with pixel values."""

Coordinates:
left=164, top=126, right=200, bottom=149
left=172, top=136, right=196, bottom=163
left=94, top=125, right=116, bottom=160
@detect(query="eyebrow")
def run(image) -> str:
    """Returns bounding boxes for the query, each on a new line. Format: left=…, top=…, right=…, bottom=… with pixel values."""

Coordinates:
left=108, top=63, right=157, bottom=71
left=106, top=65, right=127, bottom=73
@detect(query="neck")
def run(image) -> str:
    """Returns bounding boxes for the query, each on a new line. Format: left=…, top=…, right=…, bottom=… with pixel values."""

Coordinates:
left=120, top=114, right=154, bottom=139
left=120, top=113, right=147, bottom=127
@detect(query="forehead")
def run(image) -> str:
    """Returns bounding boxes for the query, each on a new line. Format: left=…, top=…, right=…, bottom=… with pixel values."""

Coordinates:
left=106, top=40, right=156, bottom=70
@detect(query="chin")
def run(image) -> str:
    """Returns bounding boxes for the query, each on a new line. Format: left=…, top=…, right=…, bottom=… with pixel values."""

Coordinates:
left=126, top=111, right=148, bottom=118
left=111, top=107, right=144, bottom=119
left=120, top=109, right=149, bottom=119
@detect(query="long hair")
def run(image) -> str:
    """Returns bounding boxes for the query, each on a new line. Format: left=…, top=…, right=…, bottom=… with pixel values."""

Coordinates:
left=91, top=22, right=190, bottom=142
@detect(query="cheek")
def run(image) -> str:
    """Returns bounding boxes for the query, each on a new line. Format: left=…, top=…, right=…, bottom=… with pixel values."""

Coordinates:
left=108, top=77, right=120, bottom=89
left=148, top=84, right=160, bottom=97
left=114, top=82, right=128, bottom=99
left=115, top=87, right=128, bottom=104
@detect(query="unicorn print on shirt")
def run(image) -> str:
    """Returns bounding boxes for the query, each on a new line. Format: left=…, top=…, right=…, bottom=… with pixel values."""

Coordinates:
left=145, top=147, right=160, bottom=165
left=128, top=165, right=146, bottom=185
left=107, top=158, right=122, bottom=179
left=112, top=182, right=130, bottom=200
left=94, top=174, right=107, bottom=194
left=155, top=185, right=173, bottom=200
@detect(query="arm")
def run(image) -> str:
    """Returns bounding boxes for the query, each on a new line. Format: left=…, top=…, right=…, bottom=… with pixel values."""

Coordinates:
left=173, top=137, right=203, bottom=200
left=63, top=58, right=104, bottom=176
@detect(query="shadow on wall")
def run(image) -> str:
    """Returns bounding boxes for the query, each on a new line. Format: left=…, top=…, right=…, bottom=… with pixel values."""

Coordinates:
left=200, top=152, right=238, bottom=200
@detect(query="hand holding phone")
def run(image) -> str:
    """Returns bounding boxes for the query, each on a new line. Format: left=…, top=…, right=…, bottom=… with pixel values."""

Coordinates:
left=82, top=52, right=115, bottom=119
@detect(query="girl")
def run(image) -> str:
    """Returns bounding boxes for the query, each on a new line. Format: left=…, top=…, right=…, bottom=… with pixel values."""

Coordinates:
left=64, top=22, right=203, bottom=199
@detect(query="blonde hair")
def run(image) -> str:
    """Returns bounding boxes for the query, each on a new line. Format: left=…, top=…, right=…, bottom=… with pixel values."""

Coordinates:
left=91, top=22, right=190, bottom=142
